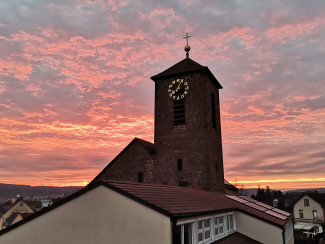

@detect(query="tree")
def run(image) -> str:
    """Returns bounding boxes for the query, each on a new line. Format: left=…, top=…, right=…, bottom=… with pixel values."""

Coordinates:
left=256, top=185, right=261, bottom=201
left=265, top=186, right=271, bottom=204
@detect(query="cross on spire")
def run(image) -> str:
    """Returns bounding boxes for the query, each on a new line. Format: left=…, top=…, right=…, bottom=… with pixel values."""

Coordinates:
left=183, top=33, right=191, bottom=45
left=183, top=33, right=191, bottom=58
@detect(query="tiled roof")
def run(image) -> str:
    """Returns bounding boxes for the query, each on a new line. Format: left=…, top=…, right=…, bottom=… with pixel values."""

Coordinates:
left=224, top=179, right=238, bottom=192
left=19, top=212, right=34, bottom=219
left=151, top=58, right=205, bottom=79
left=215, top=232, right=262, bottom=244
left=0, top=206, right=11, bottom=215
left=5, top=212, right=20, bottom=226
left=25, top=200, right=42, bottom=209
left=104, top=181, right=292, bottom=227
left=294, top=193, right=325, bottom=207
left=108, top=181, right=235, bottom=215
left=5, top=212, right=34, bottom=227
left=151, top=58, right=222, bottom=89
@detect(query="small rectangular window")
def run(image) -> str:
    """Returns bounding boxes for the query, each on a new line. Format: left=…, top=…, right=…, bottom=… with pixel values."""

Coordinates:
left=313, top=210, right=318, bottom=220
left=299, top=210, right=304, bottom=219
left=137, top=172, right=143, bottom=183
left=211, top=93, right=216, bottom=129
left=304, top=199, right=309, bottom=206
left=178, top=159, right=183, bottom=171
left=179, top=181, right=188, bottom=187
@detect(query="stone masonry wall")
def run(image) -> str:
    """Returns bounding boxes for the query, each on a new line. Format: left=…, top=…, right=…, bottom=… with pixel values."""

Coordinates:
left=99, top=140, right=155, bottom=184
left=153, top=72, right=224, bottom=191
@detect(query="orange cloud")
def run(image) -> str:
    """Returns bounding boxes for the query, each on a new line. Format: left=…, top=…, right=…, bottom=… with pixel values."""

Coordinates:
left=248, top=106, right=264, bottom=115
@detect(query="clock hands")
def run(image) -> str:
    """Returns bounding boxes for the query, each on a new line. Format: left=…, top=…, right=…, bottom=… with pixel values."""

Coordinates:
left=168, top=78, right=189, bottom=100
left=175, top=79, right=184, bottom=92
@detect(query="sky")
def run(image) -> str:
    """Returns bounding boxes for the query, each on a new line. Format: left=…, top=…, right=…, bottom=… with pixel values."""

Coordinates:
left=0, top=0, right=324, bottom=190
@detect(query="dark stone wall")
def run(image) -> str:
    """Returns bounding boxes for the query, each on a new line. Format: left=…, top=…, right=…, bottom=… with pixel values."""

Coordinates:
left=153, top=72, right=224, bottom=191
left=99, top=140, right=155, bottom=184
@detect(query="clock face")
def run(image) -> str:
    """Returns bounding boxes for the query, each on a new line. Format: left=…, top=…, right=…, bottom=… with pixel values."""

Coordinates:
left=168, top=78, right=189, bottom=100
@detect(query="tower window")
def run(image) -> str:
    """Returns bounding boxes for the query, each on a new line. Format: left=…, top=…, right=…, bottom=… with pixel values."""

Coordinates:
left=174, top=100, right=185, bottom=125
left=137, top=172, right=143, bottom=183
left=179, top=181, right=188, bottom=187
left=177, top=159, right=183, bottom=171
left=211, top=93, right=216, bottom=129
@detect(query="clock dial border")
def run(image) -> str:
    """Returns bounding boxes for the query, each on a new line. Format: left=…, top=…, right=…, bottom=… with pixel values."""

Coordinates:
left=167, top=78, right=189, bottom=100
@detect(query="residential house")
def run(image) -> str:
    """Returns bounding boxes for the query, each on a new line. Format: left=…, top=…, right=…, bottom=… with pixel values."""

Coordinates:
left=0, top=180, right=294, bottom=244
left=293, top=193, right=325, bottom=239
left=0, top=198, right=34, bottom=230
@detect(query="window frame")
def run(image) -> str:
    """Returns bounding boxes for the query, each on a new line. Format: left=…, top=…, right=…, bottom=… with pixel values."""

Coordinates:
left=176, top=211, right=236, bottom=244
left=299, top=209, right=304, bottom=219
left=176, top=221, right=195, bottom=244
left=214, top=214, right=225, bottom=239
left=304, top=199, right=309, bottom=206
left=198, top=217, right=212, bottom=244
left=226, top=213, right=236, bottom=233
left=312, top=210, right=318, bottom=220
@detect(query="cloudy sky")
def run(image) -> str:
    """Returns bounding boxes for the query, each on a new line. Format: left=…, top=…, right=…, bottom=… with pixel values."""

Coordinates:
left=0, top=0, right=324, bottom=189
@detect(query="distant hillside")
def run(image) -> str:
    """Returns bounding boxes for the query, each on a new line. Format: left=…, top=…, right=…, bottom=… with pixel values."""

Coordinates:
left=0, top=183, right=83, bottom=201
left=283, top=188, right=325, bottom=194
left=241, top=188, right=325, bottom=197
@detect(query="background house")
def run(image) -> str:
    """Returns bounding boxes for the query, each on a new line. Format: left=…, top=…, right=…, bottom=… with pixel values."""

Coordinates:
left=0, top=198, right=35, bottom=230
left=293, top=193, right=325, bottom=240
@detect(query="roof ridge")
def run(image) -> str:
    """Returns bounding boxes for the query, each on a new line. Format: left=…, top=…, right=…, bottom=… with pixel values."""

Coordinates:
left=104, top=180, right=213, bottom=191
left=134, top=137, right=154, bottom=147
left=151, top=58, right=206, bottom=80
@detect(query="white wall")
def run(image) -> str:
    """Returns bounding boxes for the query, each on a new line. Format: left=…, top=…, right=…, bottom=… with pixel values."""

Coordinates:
left=0, top=185, right=171, bottom=244
left=294, top=195, right=324, bottom=221
left=235, top=211, right=285, bottom=244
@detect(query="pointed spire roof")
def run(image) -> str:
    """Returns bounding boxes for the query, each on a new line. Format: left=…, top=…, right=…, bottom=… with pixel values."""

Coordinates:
left=151, top=58, right=222, bottom=89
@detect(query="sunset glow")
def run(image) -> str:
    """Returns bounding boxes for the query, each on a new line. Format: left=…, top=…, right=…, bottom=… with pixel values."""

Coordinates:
left=0, top=0, right=324, bottom=190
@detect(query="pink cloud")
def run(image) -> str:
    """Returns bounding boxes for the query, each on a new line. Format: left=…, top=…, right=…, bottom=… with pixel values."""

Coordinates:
left=0, top=59, right=33, bottom=80
left=266, top=17, right=325, bottom=43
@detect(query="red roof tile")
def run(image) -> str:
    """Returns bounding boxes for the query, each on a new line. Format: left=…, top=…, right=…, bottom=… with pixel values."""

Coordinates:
left=104, top=181, right=292, bottom=227
left=215, top=232, right=262, bottom=244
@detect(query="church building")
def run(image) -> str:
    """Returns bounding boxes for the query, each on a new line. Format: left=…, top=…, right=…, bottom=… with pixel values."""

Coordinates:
left=0, top=37, right=294, bottom=244
left=91, top=45, right=224, bottom=192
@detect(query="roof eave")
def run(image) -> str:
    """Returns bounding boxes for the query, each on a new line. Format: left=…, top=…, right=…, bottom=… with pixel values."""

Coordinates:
left=151, top=67, right=223, bottom=89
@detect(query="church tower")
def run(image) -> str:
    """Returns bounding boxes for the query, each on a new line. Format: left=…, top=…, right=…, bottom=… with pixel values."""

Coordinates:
left=92, top=35, right=225, bottom=192
left=151, top=35, right=224, bottom=191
